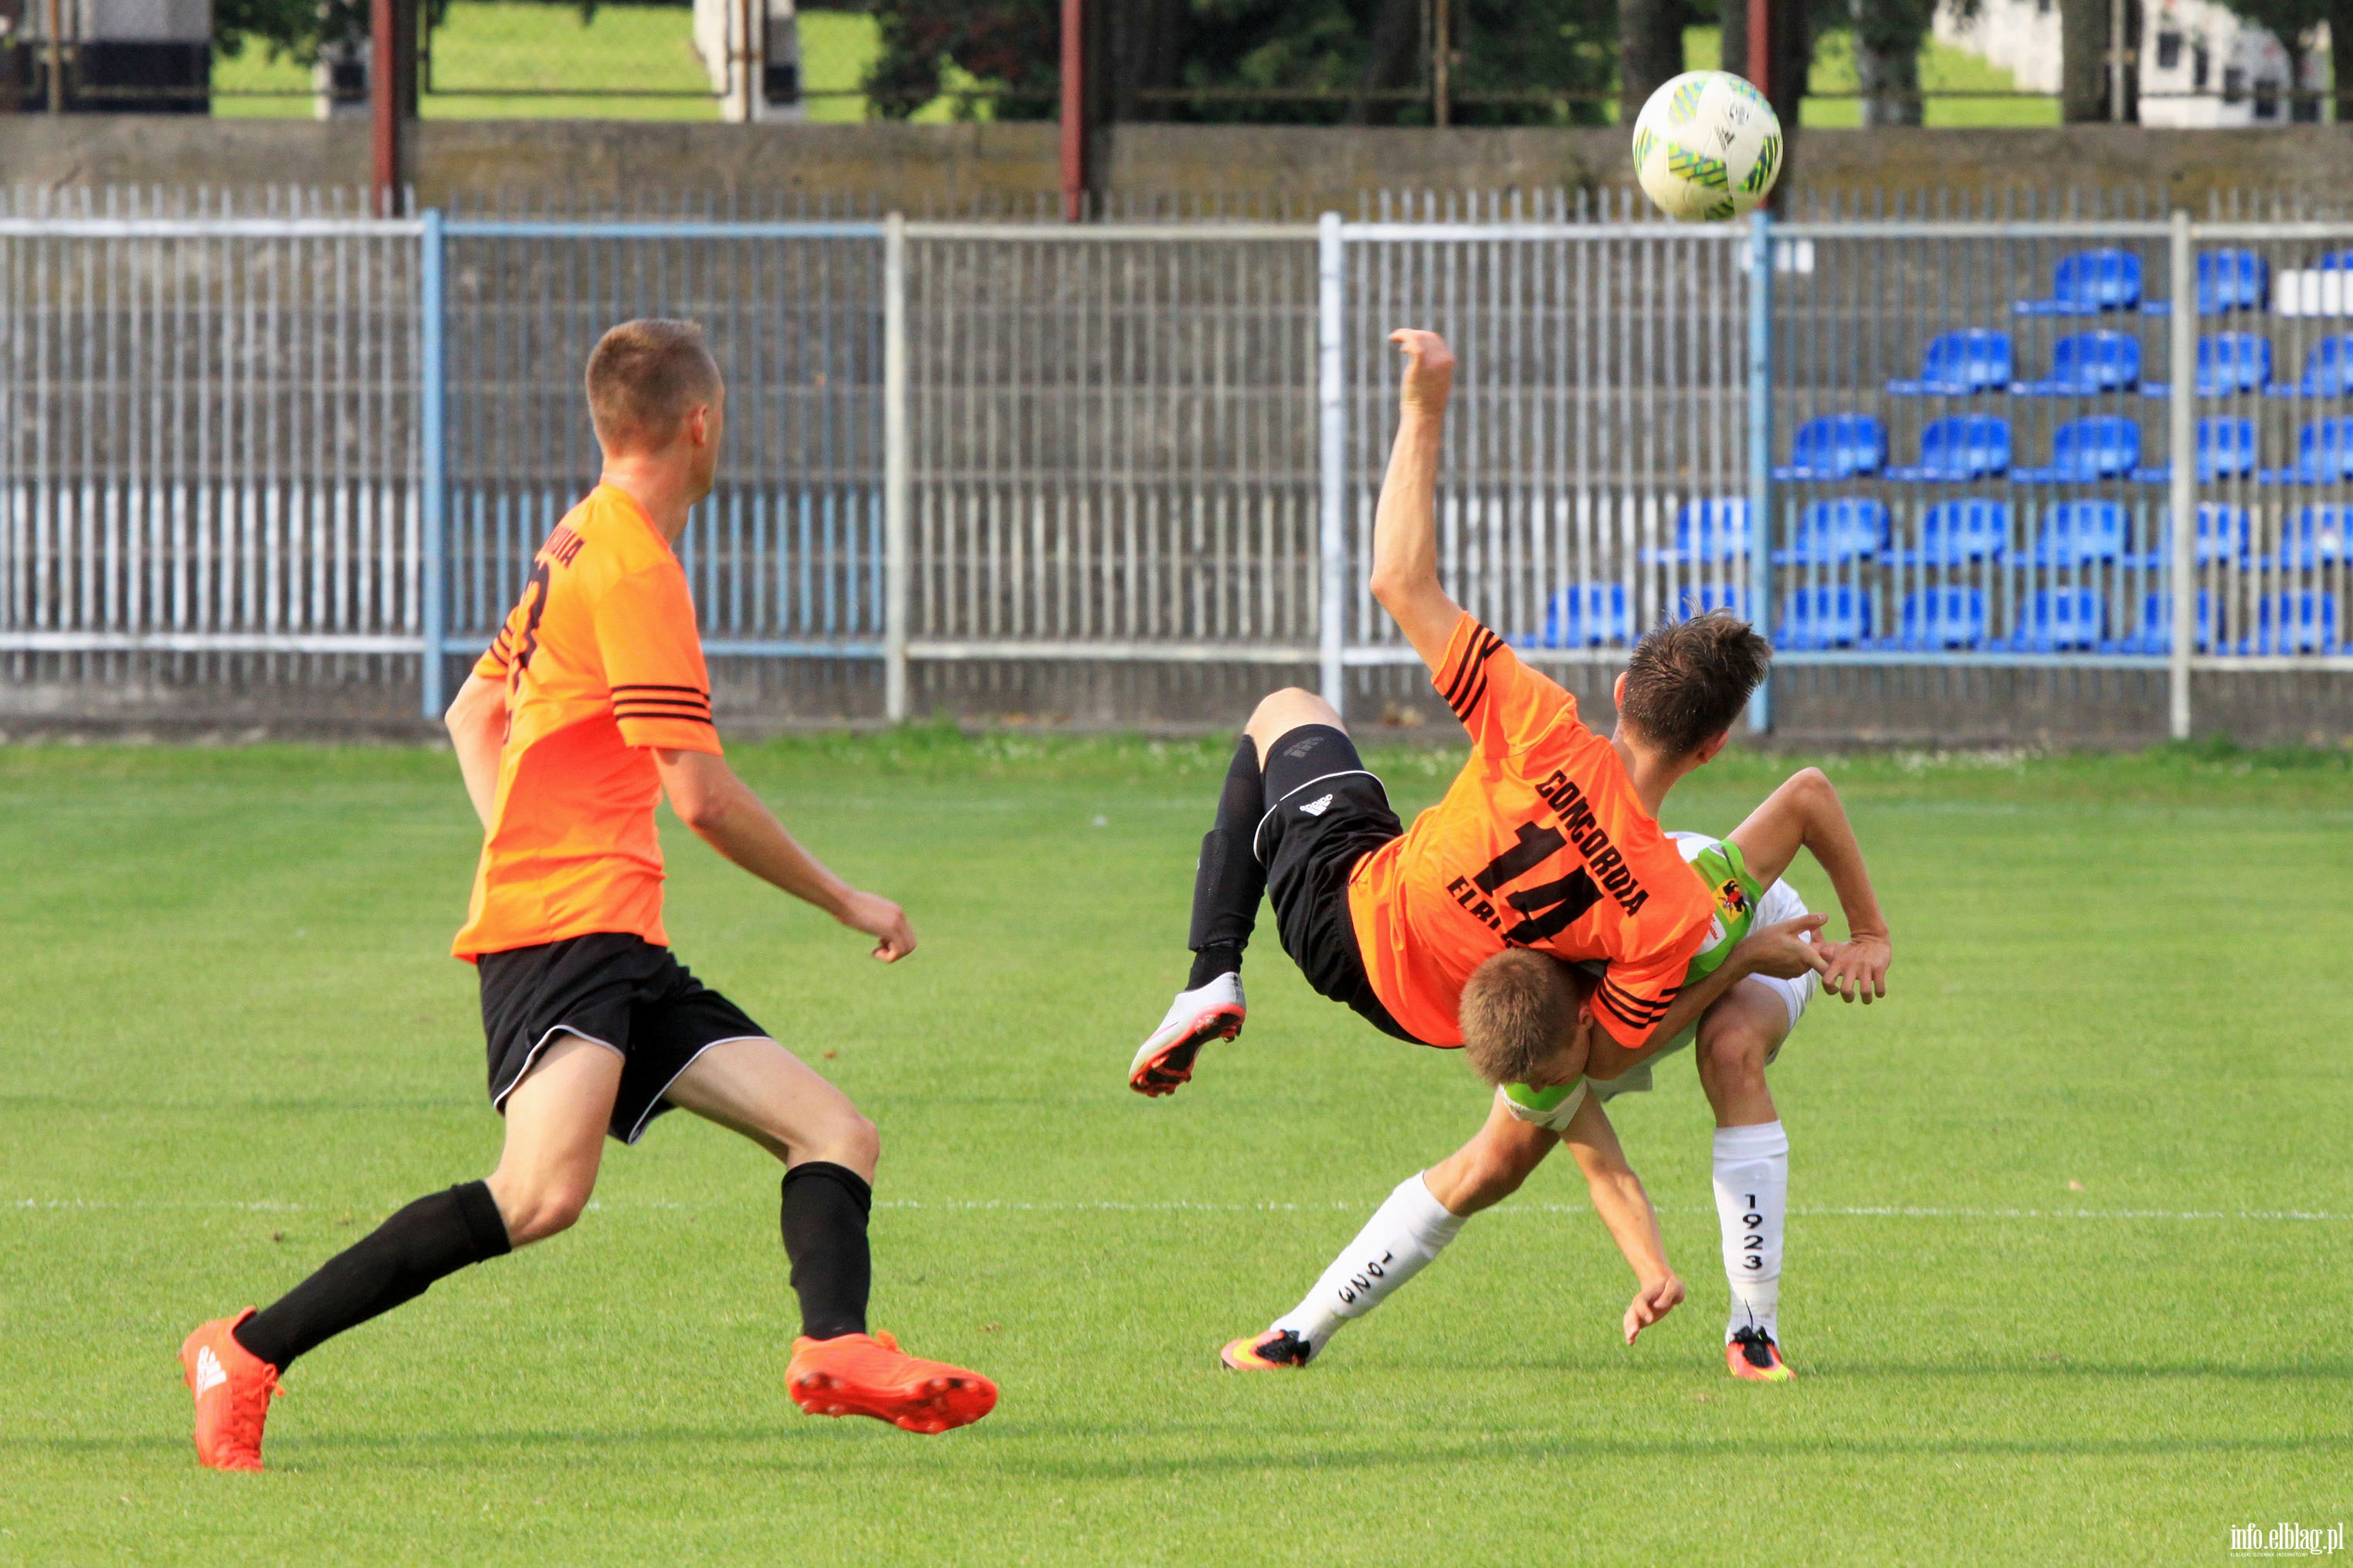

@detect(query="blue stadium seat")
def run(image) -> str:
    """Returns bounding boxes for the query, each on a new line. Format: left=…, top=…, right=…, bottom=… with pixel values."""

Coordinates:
left=2131, top=418, right=2258, bottom=483
left=2015, top=249, right=2143, bottom=315
left=2260, top=418, right=2353, bottom=483
left=1660, top=582, right=1751, bottom=624
left=2263, top=506, right=2351, bottom=569
left=1892, top=499, right=2010, bottom=566
left=2012, top=415, right=2140, bottom=483
left=2030, top=500, right=2131, bottom=565
left=1643, top=497, right=1748, bottom=564
left=2130, top=590, right=2221, bottom=654
left=1775, top=586, right=1874, bottom=649
left=2012, top=330, right=2141, bottom=395
left=1772, top=498, right=1887, bottom=564
left=2133, top=504, right=2251, bottom=568
left=1896, top=587, right=1988, bottom=649
left=1888, top=330, right=2014, bottom=396
left=2264, top=336, right=2353, bottom=398
left=1535, top=583, right=1631, bottom=648
left=1885, top=414, right=2012, bottom=481
left=2141, top=333, right=2271, bottom=397
left=1773, top=414, right=1887, bottom=481
left=2244, top=591, right=2341, bottom=654
left=2006, top=588, right=2107, bottom=652
left=2143, top=249, right=2270, bottom=316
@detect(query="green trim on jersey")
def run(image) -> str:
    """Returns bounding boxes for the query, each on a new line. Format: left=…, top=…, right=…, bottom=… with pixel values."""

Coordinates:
left=1503, top=1078, right=1582, bottom=1118
left=1680, top=835, right=1765, bottom=982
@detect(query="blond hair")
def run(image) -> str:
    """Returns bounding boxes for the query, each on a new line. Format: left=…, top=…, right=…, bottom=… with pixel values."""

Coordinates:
left=1459, top=949, right=1592, bottom=1087
left=585, top=319, right=722, bottom=452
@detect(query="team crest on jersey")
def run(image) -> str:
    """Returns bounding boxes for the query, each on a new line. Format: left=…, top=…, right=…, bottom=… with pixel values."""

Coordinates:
left=1715, top=876, right=1749, bottom=920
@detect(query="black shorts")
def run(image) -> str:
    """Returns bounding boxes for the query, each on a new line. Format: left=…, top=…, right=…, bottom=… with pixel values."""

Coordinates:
left=476, top=933, right=769, bottom=1145
left=1251, top=724, right=1422, bottom=1044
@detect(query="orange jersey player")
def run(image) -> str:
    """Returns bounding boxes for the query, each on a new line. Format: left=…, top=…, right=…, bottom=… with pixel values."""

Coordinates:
left=181, top=320, right=994, bottom=1473
left=1124, top=329, right=1836, bottom=1362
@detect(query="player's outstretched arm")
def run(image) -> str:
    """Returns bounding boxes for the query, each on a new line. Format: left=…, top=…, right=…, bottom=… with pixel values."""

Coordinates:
left=1727, top=767, right=1892, bottom=1004
left=1560, top=1093, right=1685, bottom=1345
left=1367, top=329, right=1469, bottom=673
left=445, top=672, right=508, bottom=831
left=654, top=749, right=915, bottom=962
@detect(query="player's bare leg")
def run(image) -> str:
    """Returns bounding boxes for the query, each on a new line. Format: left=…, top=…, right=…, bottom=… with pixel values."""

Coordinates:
left=667, top=1038, right=996, bottom=1434
left=1693, top=982, right=1797, bottom=1382
left=1131, top=687, right=1349, bottom=1096
left=183, top=1038, right=616, bottom=1470
left=1225, top=1096, right=1555, bottom=1367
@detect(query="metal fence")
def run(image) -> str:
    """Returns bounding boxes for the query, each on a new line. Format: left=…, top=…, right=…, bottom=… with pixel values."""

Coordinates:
left=2, top=207, right=2348, bottom=739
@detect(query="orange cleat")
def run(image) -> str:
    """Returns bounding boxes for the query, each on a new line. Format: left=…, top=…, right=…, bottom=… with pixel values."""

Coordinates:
left=1219, top=1328, right=1313, bottom=1371
left=181, top=1310, right=285, bottom=1471
left=1727, top=1326, right=1796, bottom=1383
left=786, top=1331, right=997, bottom=1434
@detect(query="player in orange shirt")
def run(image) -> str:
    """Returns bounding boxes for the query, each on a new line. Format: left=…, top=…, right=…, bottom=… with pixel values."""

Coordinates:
left=180, top=320, right=994, bottom=1471
left=1124, top=329, right=1836, bottom=1350
left=1129, top=329, right=1815, bottom=1096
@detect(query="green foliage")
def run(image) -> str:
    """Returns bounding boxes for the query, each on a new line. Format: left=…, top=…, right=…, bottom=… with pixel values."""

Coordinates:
left=864, top=0, right=1620, bottom=124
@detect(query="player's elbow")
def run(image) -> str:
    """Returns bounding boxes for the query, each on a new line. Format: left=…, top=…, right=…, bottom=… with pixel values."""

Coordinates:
left=673, top=789, right=731, bottom=835
left=1368, top=564, right=1424, bottom=611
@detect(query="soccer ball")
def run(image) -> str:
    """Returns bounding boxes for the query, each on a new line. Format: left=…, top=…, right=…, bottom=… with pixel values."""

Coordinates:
left=1631, top=70, right=1783, bottom=222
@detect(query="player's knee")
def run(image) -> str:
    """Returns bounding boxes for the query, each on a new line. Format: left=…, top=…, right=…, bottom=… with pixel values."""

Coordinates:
left=1246, top=687, right=1339, bottom=741
left=497, top=1177, right=595, bottom=1245
left=1698, top=1023, right=1772, bottom=1090
left=798, top=1102, right=879, bottom=1179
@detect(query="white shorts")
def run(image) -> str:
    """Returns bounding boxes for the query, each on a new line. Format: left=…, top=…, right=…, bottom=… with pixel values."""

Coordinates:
left=1585, top=876, right=1816, bottom=1102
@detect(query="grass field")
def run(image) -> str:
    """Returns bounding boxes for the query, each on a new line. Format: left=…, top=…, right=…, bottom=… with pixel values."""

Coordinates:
left=3, top=734, right=2348, bottom=1565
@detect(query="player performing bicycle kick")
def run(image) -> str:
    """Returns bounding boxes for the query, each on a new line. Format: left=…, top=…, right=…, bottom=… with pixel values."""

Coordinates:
left=1123, top=329, right=1888, bottom=1373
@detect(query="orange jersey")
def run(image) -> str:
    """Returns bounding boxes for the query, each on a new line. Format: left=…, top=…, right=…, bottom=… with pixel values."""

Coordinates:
left=451, top=485, right=722, bottom=960
left=1346, top=614, right=1716, bottom=1048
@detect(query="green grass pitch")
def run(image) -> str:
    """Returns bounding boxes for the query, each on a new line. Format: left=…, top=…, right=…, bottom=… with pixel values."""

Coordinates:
left=2, top=733, right=2347, bottom=1565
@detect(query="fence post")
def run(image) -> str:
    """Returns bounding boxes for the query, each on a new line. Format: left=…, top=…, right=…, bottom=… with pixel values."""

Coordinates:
left=1745, top=210, right=1774, bottom=734
left=883, top=212, right=910, bottom=725
left=1317, top=211, right=1347, bottom=715
left=2167, top=208, right=2195, bottom=741
left=419, top=207, right=447, bottom=722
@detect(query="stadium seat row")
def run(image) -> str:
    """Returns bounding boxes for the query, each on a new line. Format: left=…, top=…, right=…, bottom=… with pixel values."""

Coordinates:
left=1887, top=331, right=2353, bottom=399
left=1648, top=497, right=2347, bottom=567
left=1521, top=581, right=2341, bottom=655
left=2011, top=247, right=2288, bottom=317
left=1775, top=413, right=2353, bottom=483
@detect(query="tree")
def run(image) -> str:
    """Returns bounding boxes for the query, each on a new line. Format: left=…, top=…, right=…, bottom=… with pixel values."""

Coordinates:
left=1849, top=0, right=1935, bottom=124
left=865, top=0, right=1621, bottom=125
left=214, top=0, right=449, bottom=73
left=1619, top=0, right=1697, bottom=121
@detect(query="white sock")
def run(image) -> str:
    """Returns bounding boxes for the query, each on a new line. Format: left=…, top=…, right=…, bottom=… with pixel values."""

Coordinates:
left=1713, top=1121, right=1789, bottom=1344
left=1272, top=1172, right=1466, bottom=1356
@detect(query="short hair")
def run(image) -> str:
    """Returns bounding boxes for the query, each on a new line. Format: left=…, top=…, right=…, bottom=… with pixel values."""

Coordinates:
left=585, top=319, right=722, bottom=452
left=1459, top=949, right=1595, bottom=1088
left=1617, top=611, right=1774, bottom=759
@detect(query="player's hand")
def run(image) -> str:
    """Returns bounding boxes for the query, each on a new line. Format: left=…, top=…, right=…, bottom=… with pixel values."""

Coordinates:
left=1816, top=930, right=1890, bottom=1004
left=836, top=889, right=916, bottom=963
left=1734, top=913, right=1830, bottom=981
left=1623, top=1272, right=1686, bottom=1345
left=1388, top=329, right=1455, bottom=416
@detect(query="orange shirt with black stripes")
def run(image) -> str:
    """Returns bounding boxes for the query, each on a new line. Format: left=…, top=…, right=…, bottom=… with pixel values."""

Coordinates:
left=451, top=484, right=721, bottom=961
left=1344, top=612, right=1717, bottom=1048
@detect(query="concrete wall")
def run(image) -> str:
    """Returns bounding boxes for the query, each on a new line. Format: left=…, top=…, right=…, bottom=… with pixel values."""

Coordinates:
left=9, top=117, right=2353, bottom=212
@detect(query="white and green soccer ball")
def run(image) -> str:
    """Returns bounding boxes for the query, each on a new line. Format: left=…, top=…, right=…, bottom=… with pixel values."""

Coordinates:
left=1630, top=70, right=1784, bottom=222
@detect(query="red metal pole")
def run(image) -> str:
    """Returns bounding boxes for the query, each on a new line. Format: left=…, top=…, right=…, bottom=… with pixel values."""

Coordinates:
left=1060, top=0, right=1085, bottom=222
left=1746, top=0, right=1773, bottom=102
left=371, top=0, right=400, bottom=215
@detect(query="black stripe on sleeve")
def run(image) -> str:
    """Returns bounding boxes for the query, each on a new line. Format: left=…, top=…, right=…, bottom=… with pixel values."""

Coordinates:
left=613, top=702, right=715, bottom=720
left=1595, top=989, right=1664, bottom=1031
left=611, top=682, right=710, bottom=696
left=1439, top=625, right=1500, bottom=706
left=1449, top=669, right=1490, bottom=722
left=615, top=709, right=717, bottom=729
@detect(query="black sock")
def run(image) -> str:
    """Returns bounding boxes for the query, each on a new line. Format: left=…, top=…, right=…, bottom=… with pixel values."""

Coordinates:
left=781, top=1162, right=872, bottom=1342
left=1186, top=734, right=1267, bottom=990
left=232, top=1181, right=511, bottom=1370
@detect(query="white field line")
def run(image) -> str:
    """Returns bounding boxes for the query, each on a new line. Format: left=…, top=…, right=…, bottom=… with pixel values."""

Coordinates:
left=5, top=1197, right=2348, bottom=1223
